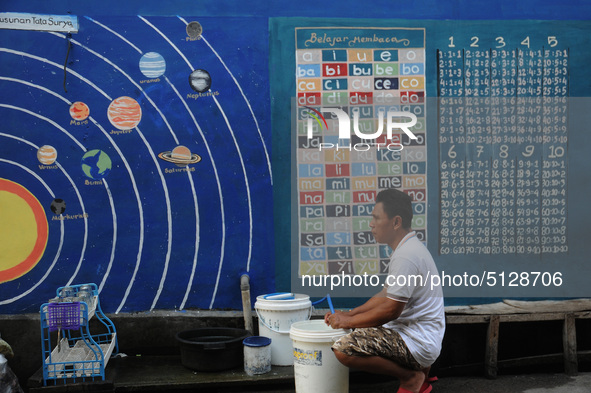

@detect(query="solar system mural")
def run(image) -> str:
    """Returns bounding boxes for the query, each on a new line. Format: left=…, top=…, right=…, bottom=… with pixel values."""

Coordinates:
left=0, top=15, right=273, bottom=313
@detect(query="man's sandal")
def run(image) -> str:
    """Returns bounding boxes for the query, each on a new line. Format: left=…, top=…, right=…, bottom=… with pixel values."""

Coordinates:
left=395, top=381, right=432, bottom=393
left=396, top=382, right=433, bottom=393
left=420, top=381, right=433, bottom=393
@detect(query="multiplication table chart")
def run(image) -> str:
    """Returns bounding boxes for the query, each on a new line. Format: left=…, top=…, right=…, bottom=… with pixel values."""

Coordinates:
left=437, top=35, right=569, bottom=256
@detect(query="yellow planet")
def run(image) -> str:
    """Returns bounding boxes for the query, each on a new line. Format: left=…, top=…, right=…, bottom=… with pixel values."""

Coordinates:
left=37, top=145, right=57, bottom=165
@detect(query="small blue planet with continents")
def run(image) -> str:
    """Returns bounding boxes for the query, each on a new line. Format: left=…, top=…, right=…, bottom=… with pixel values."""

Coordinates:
left=139, top=52, right=166, bottom=78
left=81, top=150, right=112, bottom=180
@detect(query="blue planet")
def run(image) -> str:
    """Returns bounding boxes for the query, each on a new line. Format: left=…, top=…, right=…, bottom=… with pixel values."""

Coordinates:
left=81, top=150, right=112, bottom=180
left=139, top=52, right=166, bottom=78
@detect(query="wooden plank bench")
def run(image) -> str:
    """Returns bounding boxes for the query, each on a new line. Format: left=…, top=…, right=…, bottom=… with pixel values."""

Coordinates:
left=445, top=299, right=591, bottom=378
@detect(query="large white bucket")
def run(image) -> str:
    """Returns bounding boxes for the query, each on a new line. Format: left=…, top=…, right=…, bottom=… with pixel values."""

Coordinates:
left=289, top=320, right=349, bottom=393
left=254, top=293, right=312, bottom=366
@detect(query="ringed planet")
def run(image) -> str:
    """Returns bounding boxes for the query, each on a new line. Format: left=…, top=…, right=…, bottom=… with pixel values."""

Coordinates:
left=158, top=145, right=202, bottom=167
left=0, top=178, right=48, bottom=283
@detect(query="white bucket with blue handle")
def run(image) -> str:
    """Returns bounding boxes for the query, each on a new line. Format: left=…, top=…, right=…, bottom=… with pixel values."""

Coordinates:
left=254, top=293, right=312, bottom=366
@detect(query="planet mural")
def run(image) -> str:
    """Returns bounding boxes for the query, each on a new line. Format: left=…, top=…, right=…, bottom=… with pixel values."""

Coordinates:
left=107, top=96, right=142, bottom=130
left=139, top=52, right=166, bottom=78
left=0, top=178, right=48, bottom=283
left=158, top=145, right=202, bottom=167
left=189, top=69, right=212, bottom=93
left=37, top=145, right=57, bottom=165
left=81, top=149, right=112, bottom=180
left=50, top=198, right=66, bottom=215
left=69, top=101, right=90, bottom=121
left=186, top=21, right=202, bottom=39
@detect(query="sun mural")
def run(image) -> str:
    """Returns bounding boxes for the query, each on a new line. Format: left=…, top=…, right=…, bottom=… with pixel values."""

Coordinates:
left=0, top=179, right=48, bottom=283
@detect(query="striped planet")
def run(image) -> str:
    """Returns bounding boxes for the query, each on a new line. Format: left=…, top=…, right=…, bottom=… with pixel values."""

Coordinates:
left=107, top=96, right=142, bottom=130
left=37, top=145, right=57, bottom=165
left=139, top=52, right=166, bottom=78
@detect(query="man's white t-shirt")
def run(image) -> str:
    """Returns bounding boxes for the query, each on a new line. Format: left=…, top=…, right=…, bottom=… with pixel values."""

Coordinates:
left=382, top=231, right=445, bottom=368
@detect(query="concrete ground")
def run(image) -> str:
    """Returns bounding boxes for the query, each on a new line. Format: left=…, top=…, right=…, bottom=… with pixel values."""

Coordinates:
left=419, top=373, right=591, bottom=393
left=258, top=372, right=591, bottom=393
left=26, top=355, right=591, bottom=393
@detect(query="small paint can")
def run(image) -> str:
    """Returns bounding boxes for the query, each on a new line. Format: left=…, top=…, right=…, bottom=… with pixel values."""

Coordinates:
left=243, top=336, right=272, bottom=376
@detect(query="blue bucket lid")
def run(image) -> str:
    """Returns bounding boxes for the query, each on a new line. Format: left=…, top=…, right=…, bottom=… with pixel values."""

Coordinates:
left=243, top=336, right=272, bottom=347
left=263, top=292, right=295, bottom=300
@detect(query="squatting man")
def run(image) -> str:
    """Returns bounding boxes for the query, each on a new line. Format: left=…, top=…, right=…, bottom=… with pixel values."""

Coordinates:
left=325, top=188, right=445, bottom=393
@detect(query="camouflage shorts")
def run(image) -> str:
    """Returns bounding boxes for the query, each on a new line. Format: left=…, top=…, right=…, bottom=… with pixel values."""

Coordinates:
left=331, top=326, right=422, bottom=371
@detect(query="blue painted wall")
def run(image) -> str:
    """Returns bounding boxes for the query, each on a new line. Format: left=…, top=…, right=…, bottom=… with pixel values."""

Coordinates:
left=0, top=12, right=273, bottom=313
left=4, top=1, right=591, bottom=20
left=0, top=1, right=589, bottom=313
